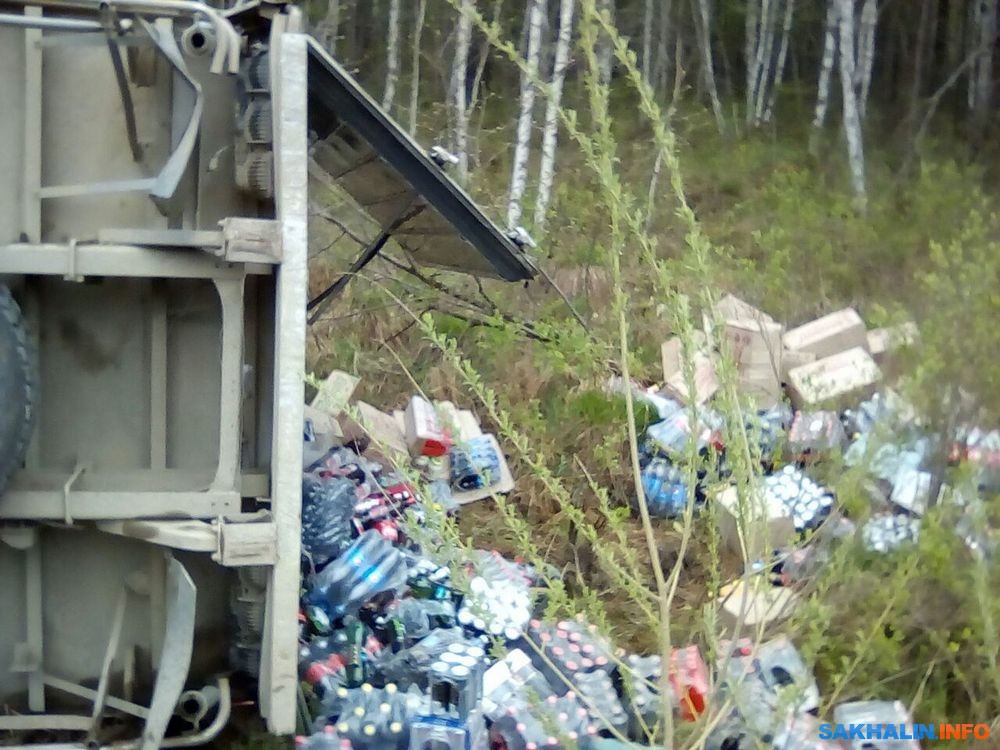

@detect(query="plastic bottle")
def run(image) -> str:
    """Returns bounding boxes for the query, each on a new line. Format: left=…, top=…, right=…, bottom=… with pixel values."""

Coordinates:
left=301, top=476, right=358, bottom=566
left=308, top=531, right=408, bottom=619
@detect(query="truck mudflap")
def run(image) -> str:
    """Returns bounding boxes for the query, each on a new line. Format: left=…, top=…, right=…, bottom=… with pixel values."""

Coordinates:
left=0, top=551, right=228, bottom=749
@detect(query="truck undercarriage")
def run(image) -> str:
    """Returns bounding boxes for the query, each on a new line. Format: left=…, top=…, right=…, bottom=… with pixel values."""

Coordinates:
left=0, top=2, right=533, bottom=744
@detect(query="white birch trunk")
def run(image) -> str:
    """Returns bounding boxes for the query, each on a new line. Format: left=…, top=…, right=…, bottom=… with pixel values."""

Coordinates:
left=534, top=0, right=575, bottom=232
left=764, top=0, right=795, bottom=123
left=751, top=0, right=779, bottom=125
left=450, top=0, right=474, bottom=180
left=642, top=0, right=654, bottom=82
left=508, top=0, right=545, bottom=229
left=810, top=0, right=838, bottom=146
left=408, top=0, right=427, bottom=136
left=745, top=0, right=760, bottom=118
left=695, top=0, right=726, bottom=134
left=836, top=0, right=867, bottom=209
left=855, top=0, right=876, bottom=119
left=382, top=0, right=401, bottom=110
left=316, top=0, right=341, bottom=55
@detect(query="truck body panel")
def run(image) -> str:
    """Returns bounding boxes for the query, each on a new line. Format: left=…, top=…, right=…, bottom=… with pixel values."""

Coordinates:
left=0, top=2, right=532, bottom=742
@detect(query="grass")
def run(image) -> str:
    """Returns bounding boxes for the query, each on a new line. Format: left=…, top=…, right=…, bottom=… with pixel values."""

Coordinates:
left=304, top=7, right=1000, bottom=743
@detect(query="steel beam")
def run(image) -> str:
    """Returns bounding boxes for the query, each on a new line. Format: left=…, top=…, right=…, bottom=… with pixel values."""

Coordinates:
left=0, top=243, right=271, bottom=279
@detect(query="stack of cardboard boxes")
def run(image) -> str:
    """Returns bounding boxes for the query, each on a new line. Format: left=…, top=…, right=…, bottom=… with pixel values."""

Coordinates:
left=662, top=296, right=916, bottom=412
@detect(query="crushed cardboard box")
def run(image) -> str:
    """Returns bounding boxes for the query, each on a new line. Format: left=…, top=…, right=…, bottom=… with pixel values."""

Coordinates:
left=704, top=293, right=776, bottom=334
left=716, top=485, right=796, bottom=557
left=718, top=577, right=799, bottom=631
left=724, top=318, right=784, bottom=406
left=786, top=347, right=882, bottom=409
left=661, top=337, right=719, bottom=405
left=338, top=401, right=410, bottom=465
left=783, top=307, right=868, bottom=361
left=311, top=369, right=360, bottom=416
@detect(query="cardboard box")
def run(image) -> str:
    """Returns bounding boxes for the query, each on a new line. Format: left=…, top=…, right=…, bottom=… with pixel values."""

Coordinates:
left=434, top=401, right=484, bottom=442
left=786, top=347, right=881, bottom=409
left=448, top=433, right=516, bottom=505
left=704, top=293, right=775, bottom=334
left=716, top=484, right=796, bottom=557
left=867, top=321, right=918, bottom=365
left=782, top=308, right=868, bottom=360
left=725, top=319, right=783, bottom=406
left=781, top=349, right=816, bottom=380
left=661, top=337, right=719, bottom=405
left=403, top=395, right=453, bottom=457
left=717, top=578, right=798, bottom=631
left=310, top=369, right=360, bottom=416
left=338, top=401, right=410, bottom=465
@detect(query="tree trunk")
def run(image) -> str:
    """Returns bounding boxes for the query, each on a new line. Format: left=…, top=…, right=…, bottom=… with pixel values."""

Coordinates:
left=642, top=0, right=655, bottom=81
left=596, top=0, right=614, bottom=86
left=906, top=0, right=932, bottom=137
left=467, top=0, right=505, bottom=170
left=972, top=0, right=998, bottom=126
left=968, top=0, right=980, bottom=111
left=764, top=0, right=795, bottom=122
left=836, top=0, right=868, bottom=209
left=508, top=0, right=546, bottom=229
left=535, top=0, right=575, bottom=232
left=693, top=0, right=727, bottom=133
left=653, top=0, right=673, bottom=93
left=316, top=0, right=341, bottom=55
left=745, top=0, right=760, bottom=119
left=408, top=0, right=427, bottom=136
left=382, top=0, right=401, bottom=110
left=450, top=0, right=474, bottom=180
left=855, top=0, right=877, bottom=119
left=751, top=0, right=779, bottom=125
left=810, top=0, right=838, bottom=153
left=470, top=0, right=505, bottom=112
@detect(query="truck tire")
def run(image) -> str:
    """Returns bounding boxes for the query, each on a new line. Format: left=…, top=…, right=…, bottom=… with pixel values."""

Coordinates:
left=0, top=284, right=37, bottom=496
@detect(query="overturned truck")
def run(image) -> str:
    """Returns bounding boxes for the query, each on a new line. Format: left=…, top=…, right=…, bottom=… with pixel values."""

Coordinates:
left=0, top=2, right=534, bottom=744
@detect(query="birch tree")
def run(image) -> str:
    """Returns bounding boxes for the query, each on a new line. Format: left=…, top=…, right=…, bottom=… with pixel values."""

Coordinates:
left=745, top=0, right=795, bottom=127
left=810, top=0, right=838, bottom=153
left=316, top=0, right=340, bottom=55
left=854, top=0, right=877, bottom=119
left=692, top=0, right=726, bottom=134
left=535, top=0, right=575, bottom=232
left=836, top=0, right=867, bottom=209
left=745, top=0, right=759, bottom=118
left=508, top=0, right=545, bottom=229
left=382, top=0, right=401, bottom=110
left=408, top=0, right=427, bottom=136
left=450, top=0, right=474, bottom=180
left=763, top=0, right=795, bottom=122
left=749, top=0, right=777, bottom=125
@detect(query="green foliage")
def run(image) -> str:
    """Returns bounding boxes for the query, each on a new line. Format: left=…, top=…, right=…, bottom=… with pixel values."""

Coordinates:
left=307, top=5, right=1000, bottom=744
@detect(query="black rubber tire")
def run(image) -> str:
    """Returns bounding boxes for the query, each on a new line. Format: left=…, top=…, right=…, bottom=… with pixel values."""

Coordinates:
left=0, top=284, right=37, bottom=496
